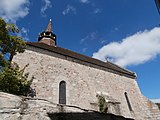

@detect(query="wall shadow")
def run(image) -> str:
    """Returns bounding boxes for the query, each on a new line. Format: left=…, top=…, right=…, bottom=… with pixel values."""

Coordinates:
left=47, top=112, right=134, bottom=120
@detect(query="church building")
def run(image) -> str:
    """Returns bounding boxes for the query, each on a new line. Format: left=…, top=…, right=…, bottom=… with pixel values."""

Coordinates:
left=13, top=20, right=160, bottom=120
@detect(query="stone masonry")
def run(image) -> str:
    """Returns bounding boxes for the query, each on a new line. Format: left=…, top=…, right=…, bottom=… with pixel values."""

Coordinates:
left=0, top=92, right=134, bottom=120
left=13, top=45, right=160, bottom=120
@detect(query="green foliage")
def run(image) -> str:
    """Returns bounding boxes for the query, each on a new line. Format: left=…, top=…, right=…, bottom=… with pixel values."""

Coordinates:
left=98, top=95, right=106, bottom=113
left=0, top=18, right=9, bottom=43
left=0, top=18, right=33, bottom=96
left=0, top=18, right=26, bottom=62
left=0, top=64, right=33, bottom=96
left=6, top=23, right=19, bottom=33
left=0, top=54, right=7, bottom=68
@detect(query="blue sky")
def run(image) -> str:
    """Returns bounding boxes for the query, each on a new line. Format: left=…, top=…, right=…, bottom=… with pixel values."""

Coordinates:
left=0, top=0, right=160, bottom=99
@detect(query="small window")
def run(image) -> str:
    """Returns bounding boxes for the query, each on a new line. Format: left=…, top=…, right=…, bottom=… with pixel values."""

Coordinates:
left=124, top=92, right=133, bottom=111
left=59, top=81, right=66, bottom=104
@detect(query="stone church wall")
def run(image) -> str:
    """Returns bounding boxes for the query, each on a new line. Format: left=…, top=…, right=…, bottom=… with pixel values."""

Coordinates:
left=13, top=46, right=160, bottom=120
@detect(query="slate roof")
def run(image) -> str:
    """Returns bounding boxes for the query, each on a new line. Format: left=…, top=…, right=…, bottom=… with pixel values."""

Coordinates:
left=26, top=42, right=136, bottom=79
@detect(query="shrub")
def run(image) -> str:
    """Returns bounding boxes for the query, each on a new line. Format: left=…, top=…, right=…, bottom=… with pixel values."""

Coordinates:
left=0, top=63, right=33, bottom=96
left=98, top=95, right=106, bottom=113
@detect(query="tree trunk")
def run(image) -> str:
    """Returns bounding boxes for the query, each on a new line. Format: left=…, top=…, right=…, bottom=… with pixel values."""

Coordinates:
left=9, top=54, right=13, bottom=62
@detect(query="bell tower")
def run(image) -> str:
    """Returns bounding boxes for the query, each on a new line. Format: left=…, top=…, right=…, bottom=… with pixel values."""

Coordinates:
left=38, top=19, right=57, bottom=46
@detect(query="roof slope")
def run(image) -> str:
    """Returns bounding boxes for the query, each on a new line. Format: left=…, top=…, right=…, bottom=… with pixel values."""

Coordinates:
left=26, top=42, right=136, bottom=79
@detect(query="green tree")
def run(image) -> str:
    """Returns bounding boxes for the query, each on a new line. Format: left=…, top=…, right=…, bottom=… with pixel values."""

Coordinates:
left=0, top=18, right=33, bottom=96
left=0, top=18, right=26, bottom=63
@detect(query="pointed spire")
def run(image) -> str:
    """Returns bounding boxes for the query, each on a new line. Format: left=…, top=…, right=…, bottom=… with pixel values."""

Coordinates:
left=38, top=19, right=57, bottom=46
left=45, top=19, right=52, bottom=32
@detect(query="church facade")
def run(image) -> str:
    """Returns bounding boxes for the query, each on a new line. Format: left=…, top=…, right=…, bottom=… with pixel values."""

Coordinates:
left=13, top=20, right=160, bottom=120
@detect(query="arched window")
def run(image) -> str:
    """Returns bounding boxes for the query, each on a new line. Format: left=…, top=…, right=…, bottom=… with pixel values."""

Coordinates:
left=59, top=81, right=66, bottom=104
left=124, top=92, right=132, bottom=111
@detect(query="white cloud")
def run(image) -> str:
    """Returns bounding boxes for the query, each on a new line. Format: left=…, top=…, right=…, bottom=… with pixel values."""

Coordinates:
left=80, top=0, right=90, bottom=4
left=41, top=0, right=52, bottom=17
left=93, top=8, right=102, bottom=14
left=93, top=27, right=160, bottom=67
left=17, top=27, right=29, bottom=41
left=0, top=0, right=30, bottom=23
left=62, top=5, right=76, bottom=15
left=114, top=27, right=119, bottom=31
left=21, top=27, right=28, bottom=35
left=150, top=99, right=160, bottom=103
left=82, top=48, right=88, bottom=52
left=80, top=32, right=97, bottom=43
left=101, top=40, right=107, bottom=44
